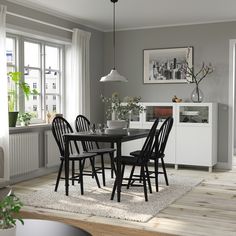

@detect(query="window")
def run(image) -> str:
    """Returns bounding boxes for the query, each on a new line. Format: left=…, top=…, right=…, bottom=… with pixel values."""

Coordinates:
left=33, top=105, right=37, bottom=111
left=33, top=83, right=37, bottom=89
left=52, top=105, right=57, bottom=112
left=6, top=34, right=64, bottom=123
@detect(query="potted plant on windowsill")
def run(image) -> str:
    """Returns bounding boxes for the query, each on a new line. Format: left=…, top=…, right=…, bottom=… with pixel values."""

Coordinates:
left=8, top=72, right=38, bottom=127
left=101, top=92, right=144, bottom=129
left=17, top=112, right=33, bottom=126
left=0, top=193, right=24, bottom=236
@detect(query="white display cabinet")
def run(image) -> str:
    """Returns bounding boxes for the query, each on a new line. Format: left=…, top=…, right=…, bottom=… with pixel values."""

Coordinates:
left=122, top=102, right=218, bottom=171
left=175, top=103, right=218, bottom=172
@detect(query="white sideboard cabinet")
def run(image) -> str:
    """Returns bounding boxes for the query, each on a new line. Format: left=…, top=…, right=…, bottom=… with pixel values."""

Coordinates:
left=175, top=103, right=218, bottom=172
left=122, top=102, right=218, bottom=171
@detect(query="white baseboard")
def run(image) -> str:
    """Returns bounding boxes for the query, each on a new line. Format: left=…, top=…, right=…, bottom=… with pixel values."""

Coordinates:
left=9, top=166, right=59, bottom=185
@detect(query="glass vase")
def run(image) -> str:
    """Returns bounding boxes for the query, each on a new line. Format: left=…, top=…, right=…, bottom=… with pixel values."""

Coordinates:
left=191, top=85, right=204, bottom=103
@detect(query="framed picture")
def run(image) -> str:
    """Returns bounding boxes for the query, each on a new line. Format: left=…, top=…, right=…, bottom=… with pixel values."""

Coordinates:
left=143, top=46, right=193, bottom=84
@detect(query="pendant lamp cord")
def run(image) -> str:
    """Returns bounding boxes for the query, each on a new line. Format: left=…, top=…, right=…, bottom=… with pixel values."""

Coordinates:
left=113, top=0, right=116, bottom=70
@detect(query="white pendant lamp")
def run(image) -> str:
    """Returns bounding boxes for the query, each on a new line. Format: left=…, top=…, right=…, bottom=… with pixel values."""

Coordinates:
left=100, top=0, right=128, bottom=82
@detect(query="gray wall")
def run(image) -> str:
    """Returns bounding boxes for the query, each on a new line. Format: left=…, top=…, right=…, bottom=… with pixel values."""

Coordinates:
left=103, top=22, right=236, bottom=163
left=2, top=0, right=235, bottom=164
left=1, top=0, right=104, bottom=124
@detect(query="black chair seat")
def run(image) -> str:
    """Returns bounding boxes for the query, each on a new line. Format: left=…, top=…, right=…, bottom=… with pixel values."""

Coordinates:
left=130, top=150, right=165, bottom=160
left=86, top=147, right=115, bottom=154
left=60, top=153, right=97, bottom=161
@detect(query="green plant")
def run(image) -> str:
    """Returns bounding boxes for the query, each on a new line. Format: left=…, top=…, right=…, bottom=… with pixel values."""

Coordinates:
left=0, top=194, right=24, bottom=229
left=101, top=92, right=144, bottom=120
left=18, top=112, right=33, bottom=124
left=8, top=72, right=38, bottom=112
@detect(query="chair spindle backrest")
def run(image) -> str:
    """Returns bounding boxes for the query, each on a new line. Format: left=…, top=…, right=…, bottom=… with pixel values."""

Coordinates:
left=75, top=115, right=98, bottom=151
left=138, top=118, right=159, bottom=163
left=155, top=117, right=173, bottom=156
left=52, top=116, right=79, bottom=157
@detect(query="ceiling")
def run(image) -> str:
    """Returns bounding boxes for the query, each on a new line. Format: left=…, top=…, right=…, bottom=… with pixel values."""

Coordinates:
left=10, top=0, right=236, bottom=32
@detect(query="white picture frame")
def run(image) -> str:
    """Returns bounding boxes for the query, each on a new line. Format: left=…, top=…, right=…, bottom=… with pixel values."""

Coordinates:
left=143, top=46, right=193, bottom=84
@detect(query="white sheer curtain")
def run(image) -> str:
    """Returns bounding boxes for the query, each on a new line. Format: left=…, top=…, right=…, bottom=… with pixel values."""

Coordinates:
left=0, top=5, right=9, bottom=181
left=65, top=28, right=91, bottom=123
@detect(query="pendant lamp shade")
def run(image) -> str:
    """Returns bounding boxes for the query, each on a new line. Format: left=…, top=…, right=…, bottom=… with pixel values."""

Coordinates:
left=100, top=69, right=127, bottom=82
left=100, top=0, right=127, bottom=82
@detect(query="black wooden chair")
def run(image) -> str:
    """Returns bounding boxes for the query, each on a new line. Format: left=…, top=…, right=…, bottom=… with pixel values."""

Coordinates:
left=52, top=116, right=100, bottom=195
left=130, top=117, right=173, bottom=192
left=75, top=115, right=116, bottom=186
left=111, top=118, right=159, bottom=202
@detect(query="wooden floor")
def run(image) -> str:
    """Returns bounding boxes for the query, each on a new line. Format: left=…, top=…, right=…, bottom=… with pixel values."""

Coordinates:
left=12, top=166, right=236, bottom=236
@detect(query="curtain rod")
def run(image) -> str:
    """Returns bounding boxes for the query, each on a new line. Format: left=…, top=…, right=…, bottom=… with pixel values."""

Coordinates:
left=7, top=11, right=73, bottom=33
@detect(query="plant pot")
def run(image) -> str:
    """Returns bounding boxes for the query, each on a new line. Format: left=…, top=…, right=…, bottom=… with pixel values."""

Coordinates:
left=107, top=120, right=127, bottom=129
left=0, top=226, right=16, bottom=236
left=8, top=112, right=18, bottom=127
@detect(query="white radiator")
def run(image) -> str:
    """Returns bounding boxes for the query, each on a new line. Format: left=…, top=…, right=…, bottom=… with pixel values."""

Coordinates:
left=9, top=133, right=39, bottom=177
left=45, top=131, right=60, bottom=167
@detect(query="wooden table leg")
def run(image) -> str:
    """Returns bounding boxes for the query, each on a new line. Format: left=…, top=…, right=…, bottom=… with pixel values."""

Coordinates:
left=116, top=141, right=121, bottom=202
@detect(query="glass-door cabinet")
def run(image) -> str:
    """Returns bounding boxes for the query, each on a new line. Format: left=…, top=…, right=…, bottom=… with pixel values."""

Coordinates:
left=142, top=103, right=174, bottom=128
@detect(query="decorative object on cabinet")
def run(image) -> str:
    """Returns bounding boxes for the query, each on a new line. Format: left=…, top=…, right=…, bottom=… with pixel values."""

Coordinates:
left=172, top=95, right=182, bottom=103
left=143, top=47, right=193, bottom=84
left=101, top=92, right=143, bottom=128
left=181, top=61, right=214, bottom=103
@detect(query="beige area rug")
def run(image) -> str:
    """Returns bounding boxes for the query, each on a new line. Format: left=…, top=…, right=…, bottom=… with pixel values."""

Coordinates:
left=17, top=169, right=202, bottom=223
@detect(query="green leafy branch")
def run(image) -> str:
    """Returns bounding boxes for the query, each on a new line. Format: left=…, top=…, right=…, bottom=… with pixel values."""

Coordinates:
left=0, top=194, right=24, bottom=229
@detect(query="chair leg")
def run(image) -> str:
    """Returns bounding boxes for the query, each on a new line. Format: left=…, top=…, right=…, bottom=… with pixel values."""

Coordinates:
left=109, top=152, right=115, bottom=178
left=55, top=160, right=63, bottom=192
left=90, top=158, right=101, bottom=188
left=111, top=164, right=125, bottom=200
left=127, top=165, right=135, bottom=189
left=72, top=160, right=75, bottom=186
left=141, top=165, right=148, bottom=201
left=110, top=178, right=117, bottom=200
left=161, top=158, right=169, bottom=186
left=79, top=160, right=84, bottom=195
left=145, top=165, right=152, bottom=194
left=154, top=158, right=159, bottom=192
left=101, top=154, right=106, bottom=186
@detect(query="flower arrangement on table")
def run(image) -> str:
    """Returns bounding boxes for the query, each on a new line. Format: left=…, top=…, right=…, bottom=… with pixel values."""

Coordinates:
left=101, top=92, right=144, bottom=123
left=181, top=61, right=214, bottom=102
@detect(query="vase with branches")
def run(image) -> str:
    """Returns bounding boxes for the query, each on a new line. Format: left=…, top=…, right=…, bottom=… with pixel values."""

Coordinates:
left=182, top=62, right=214, bottom=102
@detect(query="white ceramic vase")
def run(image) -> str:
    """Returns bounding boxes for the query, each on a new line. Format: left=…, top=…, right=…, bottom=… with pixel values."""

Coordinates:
left=107, top=120, right=127, bottom=129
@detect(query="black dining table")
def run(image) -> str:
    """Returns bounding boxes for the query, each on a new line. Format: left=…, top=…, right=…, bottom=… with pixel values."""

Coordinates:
left=63, top=128, right=150, bottom=202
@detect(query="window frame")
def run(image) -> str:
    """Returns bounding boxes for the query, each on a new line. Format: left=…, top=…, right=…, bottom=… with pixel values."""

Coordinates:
left=6, top=33, right=65, bottom=124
